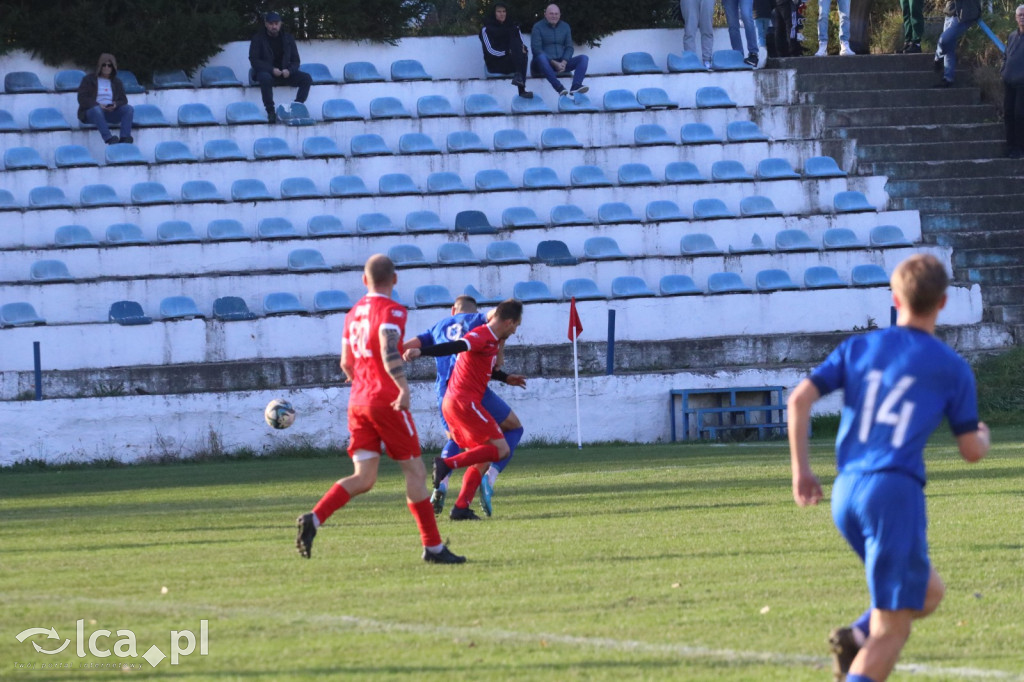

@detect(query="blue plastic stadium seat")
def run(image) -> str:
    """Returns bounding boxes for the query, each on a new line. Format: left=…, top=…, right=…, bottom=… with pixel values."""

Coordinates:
left=258, top=217, right=299, bottom=239
left=729, top=233, right=770, bottom=254
left=550, top=204, right=590, bottom=226
left=29, top=107, right=70, bottom=131
left=106, top=223, right=146, bottom=244
left=636, top=87, right=677, bottom=109
left=523, top=166, right=564, bottom=188
left=596, top=203, right=638, bottom=225
left=30, top=259, right=73, bottom=282
left=501, top=206, right=545, bottom=228
left=160, top=296, right=203, bottom=321
left=621, top=51, right=661, bottom=74
left=611, top=276, right=656, bottom=298
left=0, top=189, right=18, bottom=210
left=834, top=190, right=875, bottom=213
left=54, top=224, right=98, bottom=247
left=757, top=157, right=800, bottom=180
left=618, top=163, right=658, bottom=185
left=417, top=95, right=458, bottom=118
left=740, top=195, right=783, bottom=217
left=288, top=249, right=330, bottom=272
left=231, top=179, right=273, bottom=202
left=570, top=165, right=613, bottom=187
left=851, top=264, right=890, bottom=287
left=557, top=93, right=601, bottom=113
left=870, top=225, right=913, bottom=247
left=207, top=219, right=247, bottom=241
left=464, top=93, right=504, bottom=116
left=6, top=71, right=47, bottom=93
left=712, top=49, right=753, bottom=70
left=392, top=59, right=432, bottom=81
left=805, top=266, right=846, bottom=289
left=117, top=71, right=145, bottom=94
left=201, top=66, right=242, bottom=87
left=302, top=136, right=344, bottom=158
left=132, top=103, right=169, bottom=127
left=299, top=62, right=337, bottom=84
left=108, top=300, right=151, bottom=325
left=204, top=139, right=246, bottom=161
left=307, top=215, right=348, bottom=236
left=708, top=272, right=751, bottom=294
left=726, top=120, right=769, bottom=142
left=540, top=127, right=582, bottom=149
left=52, top=69, right=83, bottom=92
left=5, top=146, right=47, bottom=170
left=454, top=210, right=497, bottom=234
left=667, top=51, right=706, bottom=72
left=313, top=290, right=352, bottom=312
left=0, top=110, right=18, bottom=131
left=350, top=134, right=392, bottom=156
left=804, top=156, right=847, bottom=178
left=323, top=98, right=363, bottom=121
left=447, top=130, right=488, bottom=153
left=178, top=103, right=217, bottom=125
left=695, top=86, right=737, bottom=108
left=486, top=240, right=530, bottom=264
left=634, top=124, right=674, bottom=146
left=343, top=61, right=385, bottom=83
left=281, top=177, right=322, bottom=199
left=213, top=296, right=258, bottom=321
left=131, top=182, right=174, bottom=205
left=475, top=169, right=516, bottom=192
left=692, top=198, right=735, bottom=219
left=356, top=213, right=400, bottom=234
left=665, top=162, right=707, bottom=184
left=584, top=236, right=627, bottom=259
left=29, top=186, right=72, bottom=209
left=181, top=180, right=224, bottom=203
left=389, top=244, right=429, bottom=267
left=536, top=240, right=578, bottom=266
left=414, top=285, right=454, bottom=309
left=399, top=132, right=440, bottom=155
left=329, top=175, right=371, bottom=197
left=254, top=137, right=295, bottom=160
left=603, top=89, right=643, bottom=112
left=369, top=96, right=411, bottom=120
left=681, top=123, right=722, bottom=144
left=225, top=101, right=265, bottom=124
left=646, top=200, right=686, bottom=222
left=381, top=172, right=421, bottom=195
left=775, top=228, right=817, bottom=251
left=681, top=233, right=724, bottom=255
left=153, top=70, right=192, bottom=89
left=154, top=140, right=197, bottom=164
left=264, top=292, right=306, bottom=315
left=405, top=210, right=445, bottom=233
left=511, top=95, right=552, bottom=114
left=53, top=145, right=97, bottom=169
left=494, top=129, right=535, bottom=151
left=822, top=227, right=863, bottom=249
left=157, top=220, right=200, bottom=242
left=513, top=281, right=558, bottom=302
left=563, top=278, right=604, bottom=300
left=712, top=160, right=753, bottom=181
left=464, top=285, right=501, bottom=305
left=438, top=243, right=481, bottom=265
left=756, top=269, right=799, bottom=291
left=105, top=143, right=146, bottom=165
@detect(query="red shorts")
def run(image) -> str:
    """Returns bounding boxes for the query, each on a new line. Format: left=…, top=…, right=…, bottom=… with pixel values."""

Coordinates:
left=442, top=395, right=503, bottom=449
left=347, top=404, right=421, bottom=460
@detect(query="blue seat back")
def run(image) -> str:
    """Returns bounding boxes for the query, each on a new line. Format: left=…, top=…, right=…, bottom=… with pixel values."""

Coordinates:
left=350, top=134, right=391, bottom=156
left=414, top=285, right=455, bottom=309
left=665, top=161, right=706, bottom=183
left=804, top=266, right=846, bottom=289
left=213, top=296, right=257, bottom=321
left=611, top=276, right=656, bottom=298
left=692, top=198, right=734, bottom=219
left=6, top=146, right=47, bottom=170
left=369, top=96, right=411, bottom=119
left=178, top=103, right=217, bottom=125
left=726, top=120, right=769, bottom=142
left=618, top=163, right=657, bottom=185
left=869, top=225, right=912, bottom=246
left=711, top=160, right=753, bottom=181
left=513, top=281, right=557, bottom=302
left=523, top=166, right=563, bottom=188
left=157, top=220, right=199, bottom=242
left=804, top=156, right=846, bottom=177
left=302, top=136, right=343, bottom=158
left=264, top=292, right=306, bottom=315
left=381, top=173, right=421, bottom=195
left=711, top=49, right=752, bottom=70
left=584, top=236, right=627, bottom=258
left=510, top=96, right=552, bottom=114
left=391, top=59, right=432, bottom=81
left=208, top=219, right=247, bottom=241
left=822, top=228, right=863, bottom=249
left=314, top=290, right=352, bottom=312
left=399, top=132, right=440, bottom=154
left=323, top=98, right=362, bottom=121
left=570, top=165, right=612, bottom=187
left=160, top=296, right=203, bottom=320
left=708, top=272, right=751, bottom=293
left=254, top=136, right=295, bottom=159
left=563, top=278, right=604, bottom=300
left=695, top=86, right=736, bottom=108
left=109, top=300, right=151, bottom=325
left=438, top=243, right=480, bottom=264
left=502, top=206, right=545, bottom=228
left=389, top=244, right=429, bottom=267
left=231, top=179, right=273, bottom=201
left=29, top=107, right=70, bottom=131
left=775, top=229, right=817, bottom=251
left=131, top=182, right=174, bottom=205
left=106, top=223, right=146, bottom=244
left=739, top=195, right=782, bottom=217
left=106, top=144, right=146, bottom=165
left=634, top=123, right=673, bottom=146
left=225, top=101, right=265, bottom=124
left=494, top=129, right=534, bottom=150
left=757, top=157, right=800, bottom=179
left=681, top=233, right=723, bottom=254
left=288, top=249, right=330, bottom=272
left=550, top=204, right=589, bottom=226
left=299, top=62, right=337, bottom=83
left=464, top=93, right=503, bottom=115
left=454, top=210, right=496, bottom=234
left=666, top=51, right=705, bottom=72
left=30, top=260, right=73, bottom=282
left=486, top=240, right=529, bottom=263
left=281, top=177, right=321, bottom=199
left=329, top=175, right=371, bottom=196
left=29, top=186, right=72, bottom=208
left=204, top=139, right=246, bottom=161
left=343, top=61, right=384, bottom=83
left=681, top=123, right=721, bottom=144
left=418, top=95, right=457, bottom=118
left=201, top=66, right=242, bottom=87
left=356, top=213, right=399, bottom=234
left=258, top=217, right=298, bottom=239
left=540, top=127, right=582, bottom=149
left=646, top=200, right=685, bottom=222
left=55, top=224, right=98, bottom=247
left=6, top=71, right=47, bottom=93
left=621, top=51, right=661, bottom=74
left=405, top=211, right=445, bottom=233
left=755, top=269, right=798, bottom=291
left=851, top=264, right=890, bottom=287
left=603, top=89, right=643, bottom=112
left=834, top=191, right=875, bottom=213
left=153, top=70, right=193, bottom=88
left=447, top=130, right=488, bottom=152
left=154, top=140, right=197, bottom=163
left=636, top=87, right=677, bottom=109
left=54, top=70, right=85, bottom=92
left=596, top=203, right=637, bottom=225
left=475, top=169, right=515, bottom=191
left=307, top=215, right=348, bottom=236
left=536, top=240, right=578, bottom=265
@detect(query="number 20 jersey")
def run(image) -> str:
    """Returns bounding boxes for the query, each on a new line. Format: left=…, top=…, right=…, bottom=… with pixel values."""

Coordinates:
left=342, top=293, right=408, bottom=408
left=810, top=326, right=979, bottom=484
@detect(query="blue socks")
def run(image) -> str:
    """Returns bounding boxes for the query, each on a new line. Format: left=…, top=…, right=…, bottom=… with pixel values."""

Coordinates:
left=441, top=439, right=460, bottom=460
left=853, top=608, right=872, bottom=638
left=492, top=427, right=523, bottom=474
left=846, top=675, right=875, bottom=682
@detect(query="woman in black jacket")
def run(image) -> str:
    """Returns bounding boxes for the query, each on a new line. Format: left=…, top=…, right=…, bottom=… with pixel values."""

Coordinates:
left=76, top=53, right=134, bottom=144
left=1004, top=4, right=1024, bottom=157
left=480, top=3, right=533, bottom=98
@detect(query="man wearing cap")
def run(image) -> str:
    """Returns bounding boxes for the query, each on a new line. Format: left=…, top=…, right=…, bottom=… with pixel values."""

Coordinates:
left=249, top=11, right=313, bottom=123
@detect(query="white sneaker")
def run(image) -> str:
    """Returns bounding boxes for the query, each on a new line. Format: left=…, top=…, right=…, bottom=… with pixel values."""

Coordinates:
left=839, top=41, right=853, bottom=56
left=815, top=42, right=828, bottom=57
left=757, top=46, right=768, bottom=68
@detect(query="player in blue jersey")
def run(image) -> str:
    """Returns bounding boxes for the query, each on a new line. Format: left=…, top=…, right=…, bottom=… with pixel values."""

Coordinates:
left=787, top=254, right=989, bottom=682
left=403, top=295, right=526, bottom=518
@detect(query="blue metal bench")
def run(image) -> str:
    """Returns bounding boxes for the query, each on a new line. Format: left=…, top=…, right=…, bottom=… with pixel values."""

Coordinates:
left=669, top=386, right=787, bottom=442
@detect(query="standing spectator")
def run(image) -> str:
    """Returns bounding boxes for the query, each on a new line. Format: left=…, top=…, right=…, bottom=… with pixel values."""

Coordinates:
left=480, top=2, right=534, bottom=98
left=249, top=10, right=313, bottom=123
left=531, top=4, right=589, bottom=96
left=724, top=0, right=760, bottom=66
left=815, top=0, right=852, bottom=55
left=772, top=0, right=798, bottom=57
left=934, top=0, right=981, bottom=86
left=1003, top=4, right=1024, bottom=158
left=752, top=0, right=773, bottom=63
left=898, top=0, right=924, bottom=52
left=681, top=0, right=716, bottom=68
left=76, top=53, right=134, bottom=145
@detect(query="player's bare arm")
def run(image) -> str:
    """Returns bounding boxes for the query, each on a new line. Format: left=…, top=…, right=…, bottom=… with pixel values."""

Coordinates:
left=379, top=325, right=411, bottom=411
left=340, top=343, right=355, bottom=383
left=957, top=421, right=990, bottom=462
left=787, top=378, right=823, bottom=507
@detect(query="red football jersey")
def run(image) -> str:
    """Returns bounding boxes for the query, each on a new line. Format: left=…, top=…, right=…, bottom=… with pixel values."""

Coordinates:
left=445, top=323, right=500, bottom=404
left=343, top=293, right=407, bottom=407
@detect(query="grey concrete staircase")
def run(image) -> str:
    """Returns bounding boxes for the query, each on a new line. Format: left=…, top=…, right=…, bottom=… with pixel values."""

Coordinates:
left=772, top=52, right=1024, bottom=329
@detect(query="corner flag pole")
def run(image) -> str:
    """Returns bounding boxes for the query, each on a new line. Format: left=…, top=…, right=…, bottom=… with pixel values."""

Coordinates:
left=568, top=298, right=583, bottom=450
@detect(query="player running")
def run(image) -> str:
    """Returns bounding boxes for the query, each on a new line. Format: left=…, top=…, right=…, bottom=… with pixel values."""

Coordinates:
left=295, top=254, right=465, bottom=564
left=405, top=299, right=524, bottom=521
left=787, top=254, right=989, bottom=682
left=403, top=295, right=526, bottom=517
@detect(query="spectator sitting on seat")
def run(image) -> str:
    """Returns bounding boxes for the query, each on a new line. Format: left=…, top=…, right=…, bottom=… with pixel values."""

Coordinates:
left=481, top=3, right=534, bottom=99
left=1003, top=4, right=1024, bottom=158
left=76, top=53, right=134, bottom=145
left=249, top=10, right=313, bottom=123
left=530, top=4, right=589, bottom=97
left=934, top=0, right=981, bottom=87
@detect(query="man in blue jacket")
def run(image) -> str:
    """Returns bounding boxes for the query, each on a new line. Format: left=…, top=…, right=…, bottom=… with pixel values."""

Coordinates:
left=1003, top=4, right=1024, bottom=157
left=934, top=0, right=981, bottom=87
left=530, top=4, right=589, bottom=97
left=249, top=11, right=313, bottom=123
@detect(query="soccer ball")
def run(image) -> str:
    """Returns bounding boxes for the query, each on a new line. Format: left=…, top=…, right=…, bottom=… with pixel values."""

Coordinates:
left=264, top=399, right=296, bottom=429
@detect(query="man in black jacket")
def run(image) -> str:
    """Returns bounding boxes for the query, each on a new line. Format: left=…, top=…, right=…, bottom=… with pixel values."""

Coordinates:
left=934, top=0, right=981, bottom=86
left=249, top=11, right=313, bottom=123
left=1003, top=4, right=1024, bottom=157
left=480, top=3, right=533, bottom=98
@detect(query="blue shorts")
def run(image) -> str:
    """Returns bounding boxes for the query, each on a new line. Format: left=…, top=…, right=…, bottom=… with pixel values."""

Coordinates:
left=831, top=470, right=931, bottom=611
left=436, top=387, right=511, bottom=433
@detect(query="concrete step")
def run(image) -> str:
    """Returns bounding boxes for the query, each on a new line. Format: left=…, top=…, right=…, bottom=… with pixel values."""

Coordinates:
left=826, top=104, right=995, bottom=127
left=990, top=306, right=1024, bottom=324
left=957, top=264, right=1024, bottom=285
left=836, top=123, right=1004, bottom=146
left=864, top=158, right=1021, bottom=179
left=929, top=230, right=1024, bottom=250
left=975, top=284, right=1024, bottom=305
left=921, top=211, right=1024, bottom=233
left=891, top=194, right=1024, bottom=214
left=886, top=176, right=1024, bottom=198
left=770, top=53, right=937, bottom=74
left=804, top=88, right=980, bottom=108
left=798, top=70, right=947, bottom=92
left=858, top=140, right=1007, bottom=163
left=953, top=248, right=1024, bottom=268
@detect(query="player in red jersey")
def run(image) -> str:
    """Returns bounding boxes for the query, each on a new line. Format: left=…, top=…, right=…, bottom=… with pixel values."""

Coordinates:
left=295, top=254, right=465, bottom=564
left=405, top=299, right=524, bottom=520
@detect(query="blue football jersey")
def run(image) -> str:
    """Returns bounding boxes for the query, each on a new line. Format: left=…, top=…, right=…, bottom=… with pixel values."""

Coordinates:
left=810, top=326, right=979, bottom=484
left=417, top=312, right=488, bottom=400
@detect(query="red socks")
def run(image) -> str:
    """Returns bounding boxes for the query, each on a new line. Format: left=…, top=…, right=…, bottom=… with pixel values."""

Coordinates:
left=312, top=483, right=350, bottom=524
left=454, top=466, right=483, bottom=509
left=408, top=498, right=443, bottom=547
left=445, top=443, right=499, bottom=469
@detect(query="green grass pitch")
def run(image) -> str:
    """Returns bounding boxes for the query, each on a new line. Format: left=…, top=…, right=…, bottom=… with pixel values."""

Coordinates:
left=2, top=430, right=1022, bottom=680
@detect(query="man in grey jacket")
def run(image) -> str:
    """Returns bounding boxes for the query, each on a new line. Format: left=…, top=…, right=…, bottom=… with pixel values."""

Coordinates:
left=530, top=4, right=589, bottom=97
left=1003, top=4, right=1024, bottom=157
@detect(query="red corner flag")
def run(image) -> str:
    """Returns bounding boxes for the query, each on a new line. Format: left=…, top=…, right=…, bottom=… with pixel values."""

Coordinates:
left=568, top=297, right=583, bottom=341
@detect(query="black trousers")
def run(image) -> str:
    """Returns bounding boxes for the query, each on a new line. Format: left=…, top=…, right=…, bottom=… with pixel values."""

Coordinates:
left=1005, top=82, right=1024, bottom=150
left=254, top=69, right=313, bottom=110
left=485, top=32, right=529, bottom=81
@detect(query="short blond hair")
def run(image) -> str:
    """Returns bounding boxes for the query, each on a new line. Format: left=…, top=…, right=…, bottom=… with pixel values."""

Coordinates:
left=364, top=254, right=395, bottom=285
left=890, top=254, right=948, bottom=315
